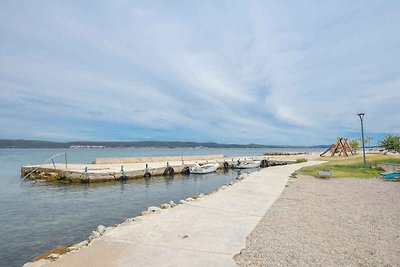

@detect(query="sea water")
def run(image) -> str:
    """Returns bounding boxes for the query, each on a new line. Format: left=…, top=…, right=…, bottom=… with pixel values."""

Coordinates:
left=0, top=147, right=319, bottom=267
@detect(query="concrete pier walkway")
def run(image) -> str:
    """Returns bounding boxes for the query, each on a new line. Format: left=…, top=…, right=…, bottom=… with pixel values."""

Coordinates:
left=21, top=155, right=298, bottom=183
left=40, top=161, right=323, bottom=267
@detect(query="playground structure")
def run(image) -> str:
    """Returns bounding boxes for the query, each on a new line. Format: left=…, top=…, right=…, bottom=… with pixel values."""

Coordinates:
left=320, top=137, right=355, bottom=157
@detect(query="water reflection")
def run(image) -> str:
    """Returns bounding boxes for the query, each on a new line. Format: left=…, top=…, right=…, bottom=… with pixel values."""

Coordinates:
left=164, top=176, right=174, bottom=186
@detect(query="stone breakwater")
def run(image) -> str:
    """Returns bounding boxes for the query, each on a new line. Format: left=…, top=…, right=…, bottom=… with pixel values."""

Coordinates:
left=23, top=161, right=324, bottom=267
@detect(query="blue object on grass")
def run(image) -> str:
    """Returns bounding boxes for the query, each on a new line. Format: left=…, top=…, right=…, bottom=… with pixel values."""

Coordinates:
left=382, top=172, right=400, bottom=179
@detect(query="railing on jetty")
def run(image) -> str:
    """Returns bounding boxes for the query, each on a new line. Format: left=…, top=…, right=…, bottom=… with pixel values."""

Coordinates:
left=20, top=152, right=68, bottom=183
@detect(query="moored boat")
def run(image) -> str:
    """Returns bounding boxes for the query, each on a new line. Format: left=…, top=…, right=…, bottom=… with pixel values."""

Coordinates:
left=233, top=160, right=261, bottom=169
left=190, top=162, right=219, bottom=174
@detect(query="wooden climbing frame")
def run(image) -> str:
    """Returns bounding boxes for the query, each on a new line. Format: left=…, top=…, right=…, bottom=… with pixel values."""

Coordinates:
left=320, top=137, right=355, bottom=157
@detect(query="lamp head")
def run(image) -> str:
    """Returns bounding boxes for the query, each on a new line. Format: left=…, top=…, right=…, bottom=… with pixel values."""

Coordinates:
left=357, top=113, right=365, bottom=119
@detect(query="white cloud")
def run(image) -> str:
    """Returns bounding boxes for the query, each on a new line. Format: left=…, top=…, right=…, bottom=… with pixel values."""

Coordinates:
left=0, top=1, right=399, bottom=144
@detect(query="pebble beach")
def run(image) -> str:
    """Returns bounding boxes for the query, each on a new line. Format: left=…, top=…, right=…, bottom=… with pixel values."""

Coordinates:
left=235, top=175, right=400, bottom=266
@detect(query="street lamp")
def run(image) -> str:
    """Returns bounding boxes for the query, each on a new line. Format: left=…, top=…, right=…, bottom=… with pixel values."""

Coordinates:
left=357, top=113, right=367, bottom=169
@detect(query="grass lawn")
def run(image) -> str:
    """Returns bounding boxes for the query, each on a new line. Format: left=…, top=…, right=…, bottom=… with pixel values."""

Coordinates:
left=374, top=158, right=400, bottom=164
left=296, top=154, right=400, bottom=178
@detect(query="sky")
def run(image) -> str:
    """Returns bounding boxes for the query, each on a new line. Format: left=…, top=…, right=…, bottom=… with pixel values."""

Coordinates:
left=0, top=1, right=399, bottom=145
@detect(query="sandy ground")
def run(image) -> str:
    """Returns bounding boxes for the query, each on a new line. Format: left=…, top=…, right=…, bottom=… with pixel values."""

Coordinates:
left=235, top=175, right=400, bottom=266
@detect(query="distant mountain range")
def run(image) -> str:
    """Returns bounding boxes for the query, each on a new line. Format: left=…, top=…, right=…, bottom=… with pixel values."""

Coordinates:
left=0, top=139, right=330, bottom=149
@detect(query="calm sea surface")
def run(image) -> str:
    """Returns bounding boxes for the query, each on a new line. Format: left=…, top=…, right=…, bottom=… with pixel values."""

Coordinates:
left=0, top=147, right=319, bottom=267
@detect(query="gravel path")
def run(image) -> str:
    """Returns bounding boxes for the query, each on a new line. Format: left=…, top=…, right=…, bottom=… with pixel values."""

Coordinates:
left=234, top=175, right=400, bottom=266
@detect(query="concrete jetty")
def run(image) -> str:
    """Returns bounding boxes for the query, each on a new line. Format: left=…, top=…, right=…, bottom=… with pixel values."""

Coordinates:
left=24, top=161, right=323, bottom=266
left=21, top=154, right=297, bottom=183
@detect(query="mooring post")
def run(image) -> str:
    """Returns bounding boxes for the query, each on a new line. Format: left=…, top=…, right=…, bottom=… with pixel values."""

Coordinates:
left=84, top=166, right=88, bottom=182
left=144, top=163, right=151, bottom=178
left=121, top=165, right=125, bottom=178
left=64, top=153, right=68, bottom=169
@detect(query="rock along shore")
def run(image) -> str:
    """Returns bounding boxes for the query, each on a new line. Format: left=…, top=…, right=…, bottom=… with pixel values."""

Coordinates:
left=24, top=161, right=323, bottom=267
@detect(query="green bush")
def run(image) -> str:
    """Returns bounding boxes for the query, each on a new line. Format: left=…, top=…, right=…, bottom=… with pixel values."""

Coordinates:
left=349, top=139, right=359, bottom=152
left=378, top=135, right=400, bottom=152
left=296, top=158, right=308, bottom=163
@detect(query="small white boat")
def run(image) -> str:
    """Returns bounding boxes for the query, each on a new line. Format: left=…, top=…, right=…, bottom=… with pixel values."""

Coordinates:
left=190, top=162, right=219, bottom=174
left=233, top=160, right=261, bottom=169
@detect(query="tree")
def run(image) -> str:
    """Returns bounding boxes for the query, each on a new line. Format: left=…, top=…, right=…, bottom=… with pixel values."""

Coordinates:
left=378, top=135, right=400, bottom=152
left=349, top=139, right=359, bottom=153
left=364, top=137, right=373, bottom=147
left=357, top=137, right=373, bottom=147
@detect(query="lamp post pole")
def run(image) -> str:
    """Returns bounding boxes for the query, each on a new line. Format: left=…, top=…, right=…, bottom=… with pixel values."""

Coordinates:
left=357, top=113, right=366, bottom=169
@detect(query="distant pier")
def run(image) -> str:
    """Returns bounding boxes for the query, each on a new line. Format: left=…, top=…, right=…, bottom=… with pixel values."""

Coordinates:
left=20, top=154, right=296, bottom=183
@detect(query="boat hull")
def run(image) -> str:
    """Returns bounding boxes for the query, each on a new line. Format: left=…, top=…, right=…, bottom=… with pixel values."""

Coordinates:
left=190, top=163, right=219, bottom=174
left=233, top=161, right=261, bottom=169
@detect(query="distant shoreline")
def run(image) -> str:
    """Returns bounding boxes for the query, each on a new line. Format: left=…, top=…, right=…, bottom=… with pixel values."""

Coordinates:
left=0, top=139, right=330, bottom=149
